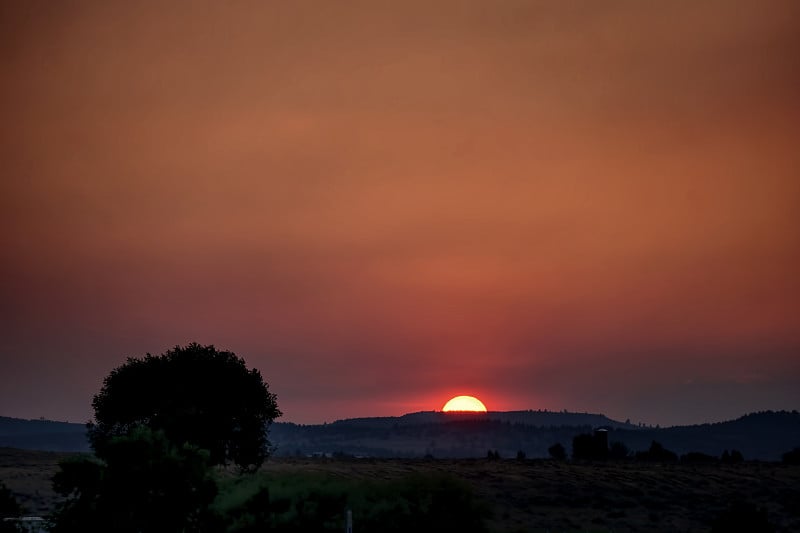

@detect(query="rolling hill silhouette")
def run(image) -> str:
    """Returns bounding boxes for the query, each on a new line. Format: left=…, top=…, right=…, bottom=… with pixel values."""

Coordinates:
left=270, top=410, right=799, bottom=460
left=2, top=410, right=798, bottom=460
left=0, top=416, right=90, bottom=452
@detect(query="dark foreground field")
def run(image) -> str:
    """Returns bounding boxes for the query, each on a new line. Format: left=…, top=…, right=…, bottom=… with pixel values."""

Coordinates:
left=2, top=448, right=799, bottom=532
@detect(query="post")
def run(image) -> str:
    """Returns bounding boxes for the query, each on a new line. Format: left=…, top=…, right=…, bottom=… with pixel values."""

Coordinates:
left=345, top=509, right=352, bottom=533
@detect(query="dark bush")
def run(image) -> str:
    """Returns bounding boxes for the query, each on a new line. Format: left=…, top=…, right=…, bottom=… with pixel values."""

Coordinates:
left=782, top=446, right=800, bottom=465
left=609, top=441, right=630, bottom=460
left=548, top=442, right=567, bottom=461
left=721, top=449, right=744, bottom=464
left=635, top=441, right=678, bottom=462
left=572, top=432, right=608, bottom=460
left=681, top=452, right=718, bottom=464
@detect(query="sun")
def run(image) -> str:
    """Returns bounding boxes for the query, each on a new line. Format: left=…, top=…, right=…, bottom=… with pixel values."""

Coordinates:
left=442, top=395, right=487, bottom=412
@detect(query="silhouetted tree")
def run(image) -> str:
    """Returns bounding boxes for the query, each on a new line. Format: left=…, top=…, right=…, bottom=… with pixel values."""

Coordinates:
left=635, top=440, right=678, bottom=462
left=572, top=432, right=609, bottom=460
left=516, top=450, right=526, bottom=460
left=782, top=446, right=800, bottom=465
left=50, top=427, right=220, bottom=533
left=88, top=343, right=281, bottom=470
left=721, top=449, right=744, bottom=464
left=609, top=441, right=630, bottom=460
left=548, top=443, right=566, bottom=461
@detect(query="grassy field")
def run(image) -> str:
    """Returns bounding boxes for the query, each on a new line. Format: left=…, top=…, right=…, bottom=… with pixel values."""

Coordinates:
left=255, top=458, right=800, bottom=532
left=0, top=448, right=77, bottom=516
left=2, top=447, right=799, bottom=532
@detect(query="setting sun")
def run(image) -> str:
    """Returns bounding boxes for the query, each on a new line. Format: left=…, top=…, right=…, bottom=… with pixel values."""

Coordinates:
left=442, top=395, right=487, bottom=412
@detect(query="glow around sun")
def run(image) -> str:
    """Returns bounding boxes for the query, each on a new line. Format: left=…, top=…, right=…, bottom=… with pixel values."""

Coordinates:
left=442, top=395, right=487, bottom=412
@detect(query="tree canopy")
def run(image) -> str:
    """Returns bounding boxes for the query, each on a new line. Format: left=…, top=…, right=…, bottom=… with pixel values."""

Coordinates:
left=87, top=343, right=281, bottom=470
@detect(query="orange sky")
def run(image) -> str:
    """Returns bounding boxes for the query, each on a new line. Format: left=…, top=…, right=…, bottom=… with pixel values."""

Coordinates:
left=1, top=1, right=799, bottom=425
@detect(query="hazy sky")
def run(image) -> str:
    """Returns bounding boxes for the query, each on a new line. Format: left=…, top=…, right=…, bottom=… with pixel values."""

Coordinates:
left=2, top=1, right=799, bottom=426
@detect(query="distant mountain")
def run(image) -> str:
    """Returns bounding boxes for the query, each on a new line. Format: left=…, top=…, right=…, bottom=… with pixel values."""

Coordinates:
left=0, top=416, right=90, bottom=452
left=609, top=410, right=800, bottom=461
left=325, top=410, right=638, bottom=430
left=2, top=410, right=798, bottom=461
left=269, top=410, right=800, bottom=461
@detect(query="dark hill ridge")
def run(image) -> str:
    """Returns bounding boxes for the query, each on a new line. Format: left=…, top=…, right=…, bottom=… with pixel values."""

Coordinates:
left=329, top=410, right=638, bottom=430
left=2, top=411, right=798, bottom=460
left=615, top=410, right=800, bottom=461
left=0, top=416, right=90, bottom=452
left=270, top=410, right=800, bottom=460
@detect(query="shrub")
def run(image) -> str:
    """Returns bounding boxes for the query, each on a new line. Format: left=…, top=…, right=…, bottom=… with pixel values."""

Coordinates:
left=572, top=433, right=608, bottom=460
left=609, top=441, right=630, bottom=460
left=635, top=441, right=678, bottom=462
left=782, top=446, right=800, bottom=465
left=721, top=449, right=744, bottom=464
left=548, top=442, right=566, bottom=461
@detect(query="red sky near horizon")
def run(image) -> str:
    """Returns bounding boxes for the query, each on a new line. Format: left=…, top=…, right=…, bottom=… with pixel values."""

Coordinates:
left=1, top=1, right=799, bottom=426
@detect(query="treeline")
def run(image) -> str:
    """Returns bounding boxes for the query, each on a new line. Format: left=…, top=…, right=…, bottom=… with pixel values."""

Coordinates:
left=547, top=429, right=797, bottom=464
left=271, top=419, right=599, bottom=458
